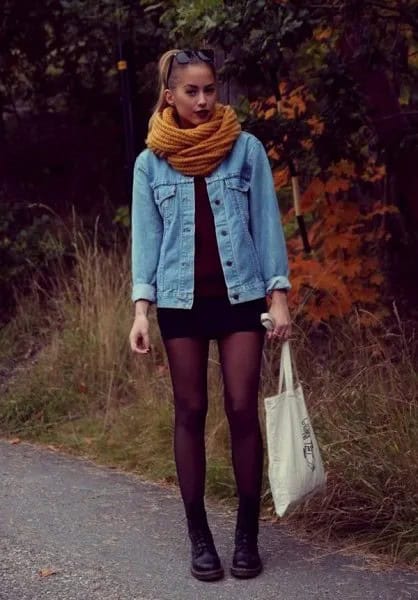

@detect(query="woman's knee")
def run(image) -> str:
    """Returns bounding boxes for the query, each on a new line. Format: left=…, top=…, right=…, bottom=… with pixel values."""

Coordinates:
left=225, top=401, right=259, bottom=435
left=175, top=400, right=208, bottom=432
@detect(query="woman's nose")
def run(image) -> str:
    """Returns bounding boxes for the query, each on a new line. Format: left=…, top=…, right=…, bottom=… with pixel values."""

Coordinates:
left=197, top=93, right=207, bottom=107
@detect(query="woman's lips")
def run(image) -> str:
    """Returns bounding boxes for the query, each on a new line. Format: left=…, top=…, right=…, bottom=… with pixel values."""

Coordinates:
left=196, top=110, right=209, bottom=118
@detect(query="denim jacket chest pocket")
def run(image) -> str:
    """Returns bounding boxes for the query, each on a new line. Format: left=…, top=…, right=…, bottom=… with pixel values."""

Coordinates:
left=225, top=177, right=251, bottom=223
left=154, top=184, right=176, bottom=223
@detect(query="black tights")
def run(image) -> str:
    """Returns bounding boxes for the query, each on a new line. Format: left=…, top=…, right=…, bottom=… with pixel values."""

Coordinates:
left=163, top=331, right=264, bottom=532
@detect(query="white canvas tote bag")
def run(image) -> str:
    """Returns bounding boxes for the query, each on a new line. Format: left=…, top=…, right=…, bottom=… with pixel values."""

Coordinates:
left=264, top=341, right=327, bottom=517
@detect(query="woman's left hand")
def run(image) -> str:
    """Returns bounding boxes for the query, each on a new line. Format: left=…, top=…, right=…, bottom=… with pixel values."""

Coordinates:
left=267, top=291, right=292, bottom=341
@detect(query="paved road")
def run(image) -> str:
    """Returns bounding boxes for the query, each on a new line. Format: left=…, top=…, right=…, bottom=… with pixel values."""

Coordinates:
left=0, top=440, right=416, bottom=600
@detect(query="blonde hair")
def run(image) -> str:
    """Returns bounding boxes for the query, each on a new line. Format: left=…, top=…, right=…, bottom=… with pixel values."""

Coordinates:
left=148, top=49, right=217, bottom=128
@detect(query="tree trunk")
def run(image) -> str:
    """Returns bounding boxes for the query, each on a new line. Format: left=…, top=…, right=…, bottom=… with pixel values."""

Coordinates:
left=341, top=33, right=418, bottom=225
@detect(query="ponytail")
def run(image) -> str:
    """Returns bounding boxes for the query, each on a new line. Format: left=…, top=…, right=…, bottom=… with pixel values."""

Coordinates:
left=148, top=49, right=180, bottom=129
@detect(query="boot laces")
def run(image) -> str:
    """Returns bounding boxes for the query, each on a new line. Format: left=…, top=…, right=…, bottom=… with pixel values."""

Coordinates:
left=236, top=530, right=257, bottom=552
left=191, top=528, right=213, bottom=553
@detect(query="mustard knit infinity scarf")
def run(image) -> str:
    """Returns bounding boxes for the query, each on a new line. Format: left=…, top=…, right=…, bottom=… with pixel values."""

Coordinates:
left=146, top=103, right=241, bottom=176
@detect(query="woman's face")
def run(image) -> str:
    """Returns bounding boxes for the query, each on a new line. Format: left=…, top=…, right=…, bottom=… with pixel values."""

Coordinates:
left=165, top=63, right=217, bottom=129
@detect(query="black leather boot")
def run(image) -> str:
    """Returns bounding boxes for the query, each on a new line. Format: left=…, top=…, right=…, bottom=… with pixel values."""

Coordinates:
left=188, top=526, right=224, bottom=581
left=231, top=528, right=262, bottom=579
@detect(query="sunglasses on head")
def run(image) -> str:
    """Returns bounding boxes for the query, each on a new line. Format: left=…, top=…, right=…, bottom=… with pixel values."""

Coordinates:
left=166, top=49, right=215, bottom=88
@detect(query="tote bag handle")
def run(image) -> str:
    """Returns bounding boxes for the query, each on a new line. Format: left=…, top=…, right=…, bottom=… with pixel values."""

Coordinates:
left=278, top=341, right=300, bottom=394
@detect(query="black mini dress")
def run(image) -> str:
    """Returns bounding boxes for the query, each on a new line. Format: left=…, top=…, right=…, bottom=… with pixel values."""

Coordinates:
left=157, top=295, right=267, bottom=340
left=156, top=176, right=267, bottom=340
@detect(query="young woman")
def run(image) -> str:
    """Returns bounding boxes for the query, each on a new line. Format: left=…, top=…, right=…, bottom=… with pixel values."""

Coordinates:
left=129, top=49, right=291, bottom=582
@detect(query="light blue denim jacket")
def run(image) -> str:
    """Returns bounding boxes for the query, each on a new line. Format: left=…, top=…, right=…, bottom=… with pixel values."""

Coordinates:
left=131, top=131, right=290, bottom=308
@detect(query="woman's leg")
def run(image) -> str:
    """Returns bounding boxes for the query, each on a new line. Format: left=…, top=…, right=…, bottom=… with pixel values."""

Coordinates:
left=217, top=330, right=265, bottom=578
left=164, top=336, right=223, bottom=581
left=217, top=330, right=265, bottom=529
left=163, top=336, right=210, bottom=527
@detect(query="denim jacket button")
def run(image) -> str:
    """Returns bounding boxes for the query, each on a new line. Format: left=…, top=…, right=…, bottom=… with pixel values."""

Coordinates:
left=214, top=199, right=221, bottom=205
left=221, top=230, right=227, bottom=236
left=233, top=293, right=239, bottom=300
left=226, top=260, right=233, bottom=266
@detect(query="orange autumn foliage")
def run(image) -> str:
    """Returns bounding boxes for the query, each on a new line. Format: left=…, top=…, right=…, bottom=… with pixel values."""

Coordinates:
left=279, top=83, right=308, bottom=119
left=313, top=26, right=333, bottom=41
left=306, top=116, right=325, bottom=135
left=271, top=154, right=393, bottom=323
left=252, top=78, right=394, bottom=324
left=285, top=190, right=396, bottom=323
left=273, top=166, right=290, bottom=189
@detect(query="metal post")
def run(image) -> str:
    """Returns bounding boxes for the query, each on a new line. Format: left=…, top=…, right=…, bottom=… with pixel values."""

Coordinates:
left=117, top=34, right=135, bottom=192
left=272, top=77, right=311, bottom=253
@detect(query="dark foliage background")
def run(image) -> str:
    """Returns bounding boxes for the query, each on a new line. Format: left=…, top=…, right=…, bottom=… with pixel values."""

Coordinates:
left=1, top=0, right=418, bottom=319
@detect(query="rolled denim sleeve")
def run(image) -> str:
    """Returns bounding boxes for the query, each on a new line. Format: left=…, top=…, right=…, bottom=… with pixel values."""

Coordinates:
left=248, top=138, right=290, bottom=293
left=131, top=153, right=163, bottom=303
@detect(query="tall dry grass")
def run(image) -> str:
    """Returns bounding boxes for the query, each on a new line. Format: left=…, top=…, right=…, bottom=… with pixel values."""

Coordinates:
left=261, top=315, right=418, bottom=565
left=0, top=235, right=417, bottom=565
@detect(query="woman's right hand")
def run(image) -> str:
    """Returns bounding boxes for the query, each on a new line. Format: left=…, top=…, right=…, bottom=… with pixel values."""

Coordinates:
left=129, top=315, right=150, bottom=354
